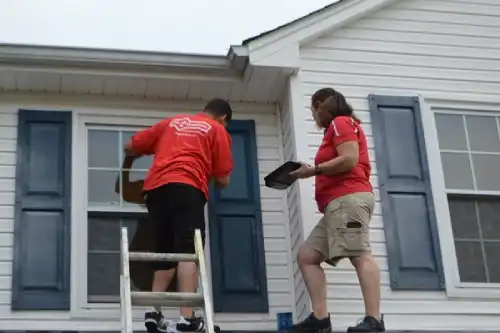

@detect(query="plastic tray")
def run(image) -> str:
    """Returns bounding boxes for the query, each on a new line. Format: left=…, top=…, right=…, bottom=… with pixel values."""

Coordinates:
left=264, top=161, right=302, bottom=190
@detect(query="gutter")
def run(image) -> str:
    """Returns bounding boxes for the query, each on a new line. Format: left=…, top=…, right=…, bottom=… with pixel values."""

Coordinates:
left=0, top=43, right=249, bottom=76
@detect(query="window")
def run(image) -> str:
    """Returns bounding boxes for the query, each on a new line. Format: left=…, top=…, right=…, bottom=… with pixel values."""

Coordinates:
left=435, top=113, right=500, bottom=284
left=86, top=127, right=152, bottom=303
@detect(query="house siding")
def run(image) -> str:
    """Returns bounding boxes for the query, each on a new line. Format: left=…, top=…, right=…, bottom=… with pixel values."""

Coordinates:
left=0, top=95, right=293, bottom=331
left=299, top=0, right=500, bottom=330
left=279, top=90, right=308, bottom=322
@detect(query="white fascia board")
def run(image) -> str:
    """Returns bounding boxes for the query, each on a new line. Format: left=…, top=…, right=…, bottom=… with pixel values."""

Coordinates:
left=0, top=43, right=242, bottom=73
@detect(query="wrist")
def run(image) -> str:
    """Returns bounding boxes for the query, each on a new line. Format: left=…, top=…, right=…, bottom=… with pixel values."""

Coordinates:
left=314, top=164, right=324, bottom=175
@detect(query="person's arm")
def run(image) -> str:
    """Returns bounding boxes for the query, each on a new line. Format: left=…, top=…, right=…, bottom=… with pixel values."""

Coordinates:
left=115, top=156, right=145, bottom=204
left=124, top=120, right=167, bottom=157
left=211, top=127, right=233, bottom=188
left=317, top=117, right=359, bottom=175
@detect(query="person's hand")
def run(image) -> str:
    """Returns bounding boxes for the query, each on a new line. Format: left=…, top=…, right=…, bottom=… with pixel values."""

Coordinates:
left=290, top=162, right=315, bottom=179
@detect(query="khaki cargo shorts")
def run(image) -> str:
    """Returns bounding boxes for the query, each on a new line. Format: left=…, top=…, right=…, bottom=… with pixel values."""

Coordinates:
left=305, top=192, right=374, bottom=266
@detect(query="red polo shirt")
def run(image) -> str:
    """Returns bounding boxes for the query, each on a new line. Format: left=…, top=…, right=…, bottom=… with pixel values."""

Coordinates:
left=130, top=113, right=233, bottom=199
left=314, top=116, right=372, bottom=213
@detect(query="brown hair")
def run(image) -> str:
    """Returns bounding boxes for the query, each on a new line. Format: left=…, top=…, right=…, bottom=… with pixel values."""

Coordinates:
left=311, top=88, right=361, bottom=124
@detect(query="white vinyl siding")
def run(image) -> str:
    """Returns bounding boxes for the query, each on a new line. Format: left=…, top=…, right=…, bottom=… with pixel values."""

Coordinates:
left=298, top=0, right=500, bottom=330
left=0, top=96, right=294, bottom=331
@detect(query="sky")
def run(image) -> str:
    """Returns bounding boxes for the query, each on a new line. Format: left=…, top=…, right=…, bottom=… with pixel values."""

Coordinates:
left=0, top=0, right=335, bottom=55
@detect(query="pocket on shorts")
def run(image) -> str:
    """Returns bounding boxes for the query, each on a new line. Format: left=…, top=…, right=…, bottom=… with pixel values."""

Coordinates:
left=337, top=223, right=366, bottom=251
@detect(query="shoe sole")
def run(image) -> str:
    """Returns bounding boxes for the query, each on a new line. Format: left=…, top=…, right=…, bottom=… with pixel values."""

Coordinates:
left=145, top=321, right=160, bottom=333
left=318, top=328, right=332, bottom=333
left=176, top=326, right=221, bottom=333
left=287, top=328, right=331, bottom=333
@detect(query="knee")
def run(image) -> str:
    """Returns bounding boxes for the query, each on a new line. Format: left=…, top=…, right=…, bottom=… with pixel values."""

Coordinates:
left=298, top=245, right=323, bottom=267
left=350, top=252, right=378, bottom=272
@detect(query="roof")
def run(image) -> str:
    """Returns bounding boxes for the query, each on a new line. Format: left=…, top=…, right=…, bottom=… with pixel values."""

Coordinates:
left=0, top=0, right=394, bottom=71
left=0, top=43, right=248, bottom=74
left=242, top=0, right=346, bottom=45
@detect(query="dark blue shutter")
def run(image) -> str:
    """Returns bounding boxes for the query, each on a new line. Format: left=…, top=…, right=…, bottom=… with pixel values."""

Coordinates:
left=368, top=95, right=444, bottom=290
left=208, top=120, right=269, bottom=313
left=12, top=110, right=72, bottom=310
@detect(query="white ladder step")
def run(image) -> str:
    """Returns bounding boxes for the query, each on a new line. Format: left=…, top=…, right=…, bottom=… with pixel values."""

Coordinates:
left=129, top=252, right=197, bottom=262
left=121, top=228, right=215, bottom=333
left=131, top=291, right=204, bottom=307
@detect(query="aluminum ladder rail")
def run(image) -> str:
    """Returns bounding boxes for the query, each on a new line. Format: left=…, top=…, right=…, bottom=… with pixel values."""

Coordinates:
left=120, top=227, right=215, bottom=333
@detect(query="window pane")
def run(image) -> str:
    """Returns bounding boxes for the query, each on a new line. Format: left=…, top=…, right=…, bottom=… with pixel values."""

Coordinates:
left=478, top=199, right=500, bottom=240
left=455, top=241, right=486, bottom=283
left=132, top=155, right=153, bottom=170
left=441, top=153, right=474, bottom=190
left=88, top=216, right=139, bottom=251
left=472, top=154, right=500, bottom=191
left=484, top=243, right=500, bottom=283
left=121, top=131, right=153, bottom=170
left=448, top=197, right=479, bottom=239
left=87, top=216, right=140, bottom=302
left=435, top=114, right=467, bottom=151
left=87, top=253, right=120, bottom=301
left=465, top=116, right=500, bottom=153
left=88, top=130, right=119, bottom=168
left=88, top=170, right=120, bottom=205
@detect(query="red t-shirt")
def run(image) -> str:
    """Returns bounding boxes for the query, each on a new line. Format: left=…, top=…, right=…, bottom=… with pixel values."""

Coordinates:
left=314, top=116, right=372, bottom=213
left=130, top=113, right=233, bottom=199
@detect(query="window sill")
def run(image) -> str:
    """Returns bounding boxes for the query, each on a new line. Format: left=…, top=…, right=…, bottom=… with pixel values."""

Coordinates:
left=71, top=304, right=181, bottom=321
left=72, top=305, right=147, bottom=321
left=446, top=282, right=500, bottom=299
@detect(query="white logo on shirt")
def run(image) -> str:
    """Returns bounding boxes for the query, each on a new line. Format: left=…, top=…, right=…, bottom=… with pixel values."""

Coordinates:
left=169, top=117, right=212, bottom=136
left=331, top=118, right=358, bottom=136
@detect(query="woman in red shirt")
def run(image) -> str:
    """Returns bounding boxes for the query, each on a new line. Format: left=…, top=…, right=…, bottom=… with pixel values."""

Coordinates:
left=289, top=88, right=384, bottom=333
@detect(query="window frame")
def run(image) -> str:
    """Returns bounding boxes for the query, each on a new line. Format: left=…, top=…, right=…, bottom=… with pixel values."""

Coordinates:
left=72, top=114, right=163, bottom=318
left=71, top=113, right=214, bottom=320
left=420, top=96, right=500, bottom=299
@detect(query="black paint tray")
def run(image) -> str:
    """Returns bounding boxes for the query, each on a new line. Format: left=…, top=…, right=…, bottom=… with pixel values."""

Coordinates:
left=264, top=161, right=302, bottom=190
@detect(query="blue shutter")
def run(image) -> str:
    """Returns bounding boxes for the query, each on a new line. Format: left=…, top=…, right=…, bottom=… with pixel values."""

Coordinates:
left=12, top=110, right=72, bottom=310
left=368, top=95, right=444, bottom=290
left=208, top=120, right=269, bottom=313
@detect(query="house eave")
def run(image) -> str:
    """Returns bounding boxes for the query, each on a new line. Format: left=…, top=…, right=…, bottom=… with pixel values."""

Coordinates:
left=0, top=43, right=247, bottom=78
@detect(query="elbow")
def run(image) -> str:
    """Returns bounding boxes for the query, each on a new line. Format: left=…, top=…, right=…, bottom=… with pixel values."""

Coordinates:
left=343, top=156, right=358, bottom=171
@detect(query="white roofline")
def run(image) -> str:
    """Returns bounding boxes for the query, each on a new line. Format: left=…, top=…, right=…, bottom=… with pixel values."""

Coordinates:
left=0, top=43, right=249, bottom=74
left=0, top=0, right=395, bottom=74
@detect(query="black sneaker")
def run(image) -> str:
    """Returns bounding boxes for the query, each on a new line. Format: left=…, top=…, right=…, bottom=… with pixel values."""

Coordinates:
left=177, top=316, right=220, bottom=333
left=347, top=315, right=385, bottom=333
left=145, top=311, right=168, bottom=333
left=286, top=313, right=331, bottom=333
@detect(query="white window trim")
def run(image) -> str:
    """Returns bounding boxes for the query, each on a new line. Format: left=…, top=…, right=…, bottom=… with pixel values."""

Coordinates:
left=419, top=96, right=500, bottom=299
left=70, top=112, right=215, bottom=320
left=71, top=113, right=167, bottom=319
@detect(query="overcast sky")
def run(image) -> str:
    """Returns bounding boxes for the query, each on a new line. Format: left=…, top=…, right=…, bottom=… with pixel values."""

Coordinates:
left=1, top=0, right=335, bottom=55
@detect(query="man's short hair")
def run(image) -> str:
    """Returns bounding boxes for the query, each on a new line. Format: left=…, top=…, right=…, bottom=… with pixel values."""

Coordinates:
left=204, top=98, right=233, bottom=123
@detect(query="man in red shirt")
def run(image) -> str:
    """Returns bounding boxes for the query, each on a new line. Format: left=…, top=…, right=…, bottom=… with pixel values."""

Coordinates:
left=124, top=99, right=234, bottom=333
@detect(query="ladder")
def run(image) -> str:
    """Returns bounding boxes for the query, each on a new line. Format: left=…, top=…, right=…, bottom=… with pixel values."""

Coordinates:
left=120, top=227, right=215, bottom=333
